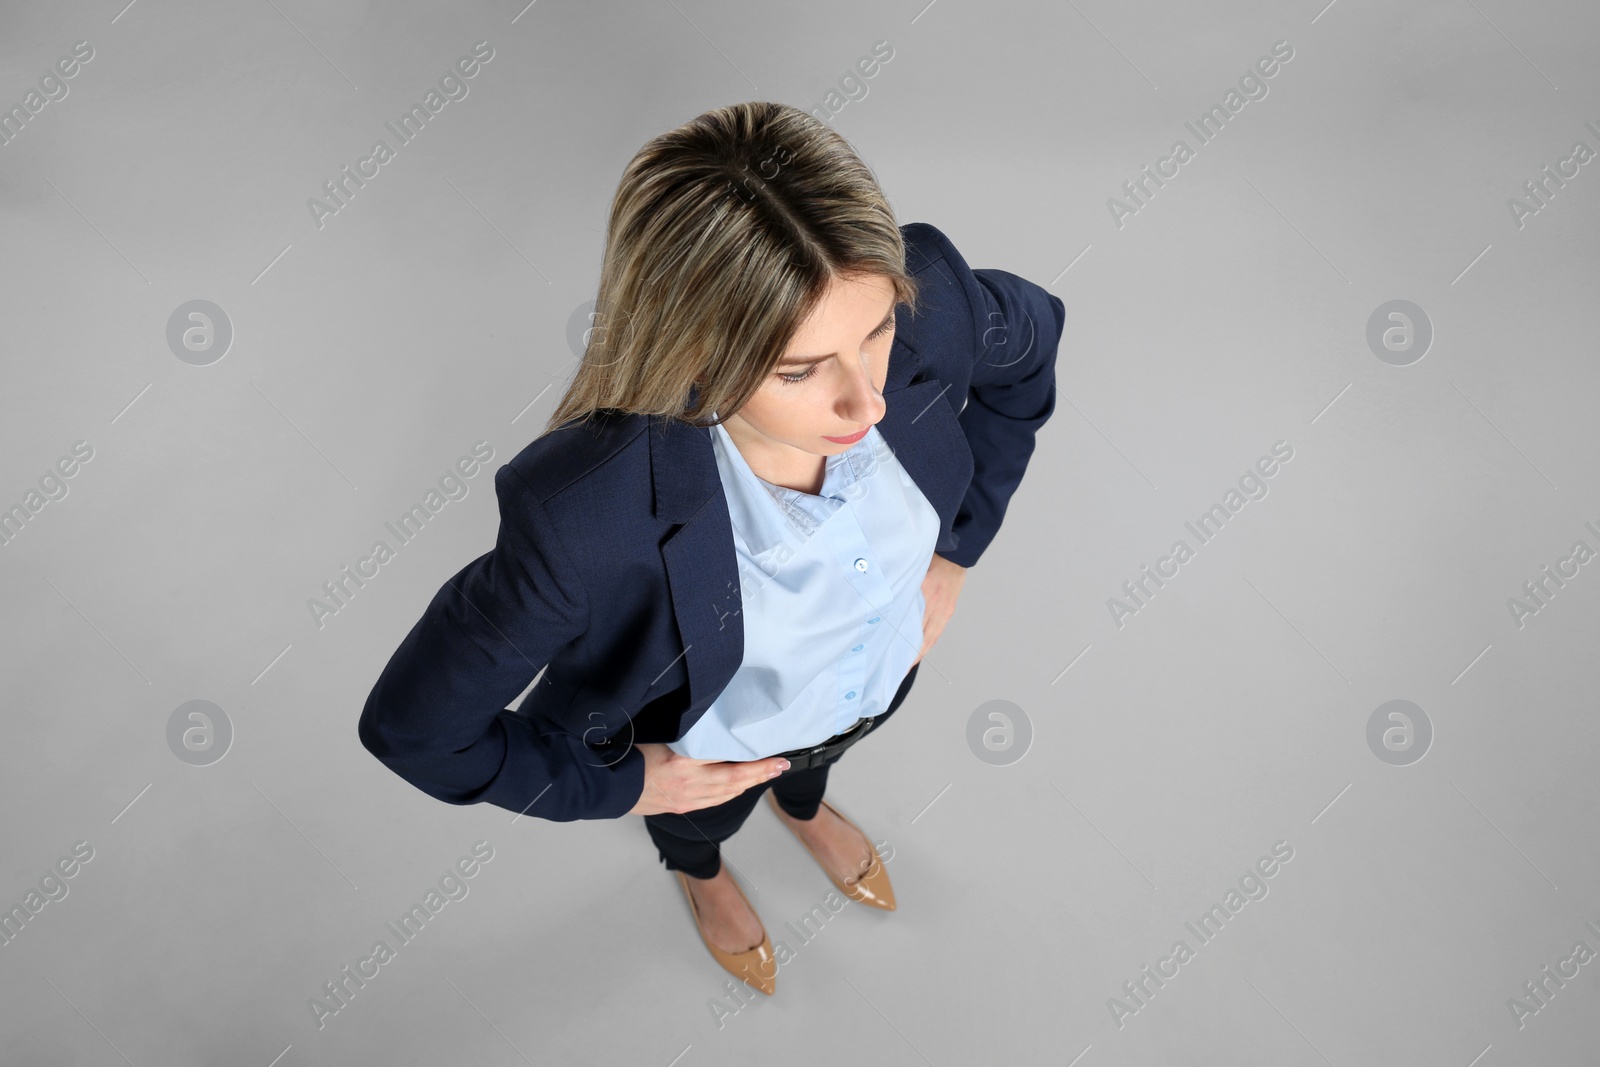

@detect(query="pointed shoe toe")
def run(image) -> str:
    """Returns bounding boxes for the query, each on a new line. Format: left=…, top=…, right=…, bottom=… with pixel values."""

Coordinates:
left=675, top=870, right=777, bottom=995
left=767, top=792, right=897, bottom=911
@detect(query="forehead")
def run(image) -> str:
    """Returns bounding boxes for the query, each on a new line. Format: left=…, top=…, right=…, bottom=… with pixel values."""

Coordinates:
left=784, top=275, right=897, bottom=355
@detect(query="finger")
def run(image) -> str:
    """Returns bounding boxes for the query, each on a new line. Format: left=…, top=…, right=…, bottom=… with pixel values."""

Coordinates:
left=716, top=762, right=761, bottom=793
left=730, top=758, right=783, bottom=790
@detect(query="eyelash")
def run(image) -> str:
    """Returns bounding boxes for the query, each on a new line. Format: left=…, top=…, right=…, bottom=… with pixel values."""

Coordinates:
left=777, top=318, right=895, bottom=385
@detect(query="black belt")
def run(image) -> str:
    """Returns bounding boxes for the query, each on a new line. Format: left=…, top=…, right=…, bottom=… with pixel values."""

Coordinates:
left=771, top=714, right=876, bottom=774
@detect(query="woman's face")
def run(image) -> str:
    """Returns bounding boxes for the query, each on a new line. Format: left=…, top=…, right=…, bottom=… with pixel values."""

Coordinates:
left=721, top=273, right=898, bottom=467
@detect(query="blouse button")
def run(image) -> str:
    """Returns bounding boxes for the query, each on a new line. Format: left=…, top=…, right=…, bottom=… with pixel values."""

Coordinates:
left=867, top=617, right=880, bottom=624
left=851, top=644, right=864, bottom=652
left=854, top=558, right=869, bottom=572
left=845, top=691, right=856, bottom=699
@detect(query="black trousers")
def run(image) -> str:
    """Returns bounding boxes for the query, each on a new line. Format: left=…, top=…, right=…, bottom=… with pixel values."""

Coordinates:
left=645, top=663, right=921, bottom=880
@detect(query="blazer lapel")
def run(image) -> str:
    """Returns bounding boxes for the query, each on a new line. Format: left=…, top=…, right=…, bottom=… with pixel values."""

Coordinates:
left=651, top=413, right=747, bottom=720
left=647, top=343, right=973, bottom=718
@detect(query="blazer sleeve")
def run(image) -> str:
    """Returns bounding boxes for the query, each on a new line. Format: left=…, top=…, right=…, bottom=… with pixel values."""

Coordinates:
left=357, top=463, right=646, bottom=822
left=933, top=230, right=1067, bottom=569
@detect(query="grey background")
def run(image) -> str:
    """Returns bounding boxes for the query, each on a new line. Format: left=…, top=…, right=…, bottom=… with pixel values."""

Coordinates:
left=3, top=0, right=1598, bottom=1064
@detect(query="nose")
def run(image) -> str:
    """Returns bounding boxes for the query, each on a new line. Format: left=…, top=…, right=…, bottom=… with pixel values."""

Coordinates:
left=835, top=352, right=886, bottom=425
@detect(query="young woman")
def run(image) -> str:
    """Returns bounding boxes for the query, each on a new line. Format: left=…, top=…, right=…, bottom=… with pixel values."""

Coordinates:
left=358, top=101, right=1064, bottom=995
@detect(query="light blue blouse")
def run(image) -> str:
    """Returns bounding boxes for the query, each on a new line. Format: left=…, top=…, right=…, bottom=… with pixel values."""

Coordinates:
left=667, top=418, right=941, bottom=761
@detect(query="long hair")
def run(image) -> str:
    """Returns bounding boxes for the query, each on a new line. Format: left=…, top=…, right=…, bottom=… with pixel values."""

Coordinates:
left=543, top=101, right=920, bottom=436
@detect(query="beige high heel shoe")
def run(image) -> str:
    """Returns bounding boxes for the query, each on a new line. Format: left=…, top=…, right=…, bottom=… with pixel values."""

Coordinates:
left=767, top=792, right=896, bottom=911
left=674, top=869, right=777, bottom=995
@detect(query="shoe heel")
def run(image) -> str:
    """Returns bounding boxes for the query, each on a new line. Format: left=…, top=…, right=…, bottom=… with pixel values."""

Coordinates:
left=767, top=792, right=897, bottom=911
left=675, top=869, right=777, bottom=995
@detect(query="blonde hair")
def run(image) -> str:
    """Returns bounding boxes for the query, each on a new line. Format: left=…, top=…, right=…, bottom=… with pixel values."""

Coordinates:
left=544, top=101, right=920, bottom=435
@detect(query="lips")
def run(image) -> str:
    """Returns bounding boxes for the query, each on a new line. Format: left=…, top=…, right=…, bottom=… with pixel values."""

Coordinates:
left=824, top=427, right=869, bottom=444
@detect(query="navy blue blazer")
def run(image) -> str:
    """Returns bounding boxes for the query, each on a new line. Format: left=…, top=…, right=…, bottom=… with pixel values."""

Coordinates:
left=358, top=222, right=1065, bottom=822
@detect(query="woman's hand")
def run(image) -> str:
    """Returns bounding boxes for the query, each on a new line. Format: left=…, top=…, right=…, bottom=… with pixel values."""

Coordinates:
left=912, top=553, right=967, bottom=667
left=626, top=743, right=792, bottom=817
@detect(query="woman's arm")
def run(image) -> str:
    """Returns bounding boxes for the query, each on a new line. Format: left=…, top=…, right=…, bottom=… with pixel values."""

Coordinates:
left=949, top=262, right=1065, bottom=567
left=357, top=464, right=645, bottom=822
left=910, top=223, right=1067, bottom=570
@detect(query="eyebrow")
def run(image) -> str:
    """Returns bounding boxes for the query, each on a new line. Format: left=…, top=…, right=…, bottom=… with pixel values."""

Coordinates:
left=777, top=303, right=896, bottom=367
